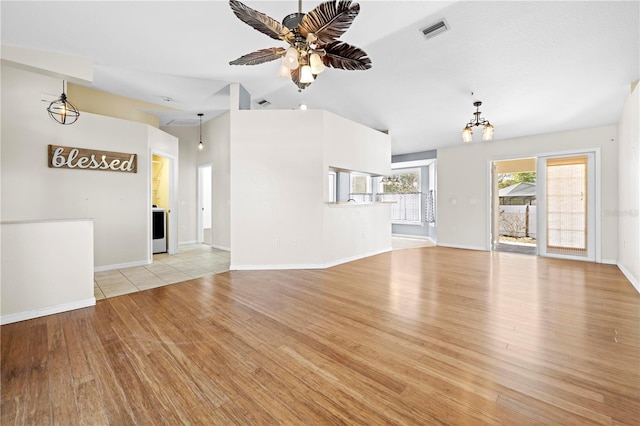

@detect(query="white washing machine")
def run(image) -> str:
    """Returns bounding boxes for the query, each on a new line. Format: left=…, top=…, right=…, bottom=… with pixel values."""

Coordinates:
left=152, top=207, right=166, bottom=254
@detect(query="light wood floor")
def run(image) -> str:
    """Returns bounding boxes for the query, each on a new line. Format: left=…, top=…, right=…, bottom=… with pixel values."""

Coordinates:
left=2, top=247, right=639, bottom=425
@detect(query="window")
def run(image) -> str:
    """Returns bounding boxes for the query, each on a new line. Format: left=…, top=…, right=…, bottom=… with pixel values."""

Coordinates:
left=328, top=171, right=336, bottom=202
left=349, top=172, right=373, bottom=202
left=377, top=168, right=422, bottom=224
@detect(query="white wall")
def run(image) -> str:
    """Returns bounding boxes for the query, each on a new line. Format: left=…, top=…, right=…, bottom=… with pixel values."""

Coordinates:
left=161, top=125, right=199, bottom=244
left=323, top=204, right=391, bottom=264
left=229, top=109, right=391, bottom=269
left=437, top=124, right=619, bottom=261
left=323, top=112, right=390, bottom=176
left=230, top=110, right=325, bottom=268
left=163, top=112, right=232, bottom=250
left=617, top=84, right=639, bottom=291
left=206, top=112, right=231, bottom=250
left=1, top=220, right=95, bottom=324
left=323, top=111, right=392, bottom=262
left=1, top=64, right=178, bottom=268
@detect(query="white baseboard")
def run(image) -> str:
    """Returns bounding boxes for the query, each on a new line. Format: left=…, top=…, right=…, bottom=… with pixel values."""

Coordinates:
left=601, top=258, right=617, bottom=265
left=392, top=233, right=432, bottom=241
left=211, top=244, right=231, bottom=252
left=94, top=259, right=150, bottom=272
left=437, top=243, right=487, bottom=251
left=617, top=262, right=640, bottom=294
left=230, top=247, right=392, bottom=271
left=179, top=240, right=198, bottom=246
left=1, top=297, right=96, bottom=325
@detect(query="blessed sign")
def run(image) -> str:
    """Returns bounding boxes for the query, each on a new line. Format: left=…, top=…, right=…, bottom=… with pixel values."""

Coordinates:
left=48, top=145, right=137, bottom=173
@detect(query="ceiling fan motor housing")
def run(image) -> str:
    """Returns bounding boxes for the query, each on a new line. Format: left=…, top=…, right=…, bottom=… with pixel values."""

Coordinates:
left=283, top=12, right=305, bottom=30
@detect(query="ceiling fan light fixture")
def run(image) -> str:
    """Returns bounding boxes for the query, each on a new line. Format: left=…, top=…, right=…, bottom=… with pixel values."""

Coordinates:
left=300, top=65, right=314, bottom=83
left=228, top=0, right=372, bottom=89
left=279, top=63, right=291, bottom=77
left=310, top=52, right=325, bottom=74
left=283, top=46, right=300, bottom=69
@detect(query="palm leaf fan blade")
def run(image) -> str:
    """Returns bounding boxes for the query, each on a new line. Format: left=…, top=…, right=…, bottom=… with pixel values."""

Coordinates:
left=323, top=41, right=371, bottom=71
left=299, top=0, right=359, bottom=44
left=229, top=47, right=287, bottom=65
left=229, top=0, right=292, bottom=42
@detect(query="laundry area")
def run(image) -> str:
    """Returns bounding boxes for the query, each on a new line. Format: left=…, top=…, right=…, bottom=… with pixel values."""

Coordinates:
left=152, top=154, right=170, bottom=254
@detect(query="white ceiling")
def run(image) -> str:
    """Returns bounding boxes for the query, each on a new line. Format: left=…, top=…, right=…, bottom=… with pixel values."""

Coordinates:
left=2, top=1, right=638, bottom=154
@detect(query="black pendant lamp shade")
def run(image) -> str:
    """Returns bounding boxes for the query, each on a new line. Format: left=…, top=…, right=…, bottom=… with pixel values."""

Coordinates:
left=47, top=81, right=80, bottom=125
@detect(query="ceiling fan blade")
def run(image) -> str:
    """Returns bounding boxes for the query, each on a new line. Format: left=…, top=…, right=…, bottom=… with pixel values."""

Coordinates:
left=229, top=0, right=293, bottom=42
left=299, top=0, right=359, bottom=44
left=291, top=67, right=312, bottom=90
left=323, top=41, right=371, bottom=71
left=229, top=47, right=287, bottom=66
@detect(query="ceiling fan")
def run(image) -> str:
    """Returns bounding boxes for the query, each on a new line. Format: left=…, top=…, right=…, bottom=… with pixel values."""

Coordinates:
left=228, top=0, right=372, bottom=90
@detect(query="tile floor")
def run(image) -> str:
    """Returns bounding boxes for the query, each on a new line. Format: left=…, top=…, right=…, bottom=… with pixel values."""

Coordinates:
left=94, top=237, right=435, bottom=300
left=94, top=244, right=230, bottom=300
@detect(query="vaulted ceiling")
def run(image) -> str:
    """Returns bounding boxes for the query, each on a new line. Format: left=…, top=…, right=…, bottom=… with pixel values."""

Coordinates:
left=2, top=1, right=638, bottom=154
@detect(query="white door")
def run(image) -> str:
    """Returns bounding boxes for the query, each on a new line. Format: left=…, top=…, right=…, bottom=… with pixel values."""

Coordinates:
left=537, top=152, right=596, bottom=261
left=197, top=164, right=212, bottom=244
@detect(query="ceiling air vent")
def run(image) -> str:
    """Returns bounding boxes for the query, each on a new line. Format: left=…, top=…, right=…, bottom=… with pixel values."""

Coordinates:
left=256, top=99, right=271, bottom=107
left=420, top=19, right=449, bottom=40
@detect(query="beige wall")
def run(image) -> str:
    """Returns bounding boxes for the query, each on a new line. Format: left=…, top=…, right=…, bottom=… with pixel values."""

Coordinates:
left=68, top=83, right=175, bottom=128
left=437, top=124, right=619, bottom=262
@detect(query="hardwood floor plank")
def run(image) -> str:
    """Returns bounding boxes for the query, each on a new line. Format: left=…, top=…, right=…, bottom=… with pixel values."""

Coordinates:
left=2, top=247, right=639, bottom=424
left=46, top=315, right=80, bottom=425
left=23, top=321, right=50, bottom=424
left=1, top=322, right=29, bottom=425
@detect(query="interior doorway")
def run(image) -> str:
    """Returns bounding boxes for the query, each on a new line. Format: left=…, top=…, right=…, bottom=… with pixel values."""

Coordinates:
left=491, top=158, right=537, bottom=255
left=197, top=164, right=212, bottom=245
left=151, top=152, right=178, bottom=256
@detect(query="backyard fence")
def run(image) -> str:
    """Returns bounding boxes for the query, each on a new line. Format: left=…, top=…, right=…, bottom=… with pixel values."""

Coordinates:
left=499, top=205, right=537, bottom=238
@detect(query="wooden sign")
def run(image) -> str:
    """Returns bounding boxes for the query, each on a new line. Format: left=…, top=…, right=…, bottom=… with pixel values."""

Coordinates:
left=48, top=145, right=137, bottom=173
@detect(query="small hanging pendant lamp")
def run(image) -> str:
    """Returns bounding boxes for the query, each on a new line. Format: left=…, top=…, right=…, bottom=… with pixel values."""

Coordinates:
left=47, top=81, right=80, bottom=125
left=198, top=113, right=204, bottom=150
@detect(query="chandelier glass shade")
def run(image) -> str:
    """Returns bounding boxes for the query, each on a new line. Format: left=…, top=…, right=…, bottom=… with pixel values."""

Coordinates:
left=47, top=81, right=80, bottom=125
left=462, top=101, right=493, bottom=142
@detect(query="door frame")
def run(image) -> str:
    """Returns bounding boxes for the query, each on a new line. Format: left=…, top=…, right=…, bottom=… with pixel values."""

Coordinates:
left=537, top=149, right=600, bottom=262
left=197, top=163, right=212, bottom=244
left=487, top=148, right=601, bottom=262
left=150, top=149, right=179, bottom=256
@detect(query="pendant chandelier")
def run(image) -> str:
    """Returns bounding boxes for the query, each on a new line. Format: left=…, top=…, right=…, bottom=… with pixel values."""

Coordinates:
left=47, top=81, right=80, bottom=125
left=462, top=101, right=493, bottom=143
left=198, top=113, right=204, bottom=150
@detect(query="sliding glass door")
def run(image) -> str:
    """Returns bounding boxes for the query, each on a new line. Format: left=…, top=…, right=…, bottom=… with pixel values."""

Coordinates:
left=537, top=152, right=595, bottom=261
